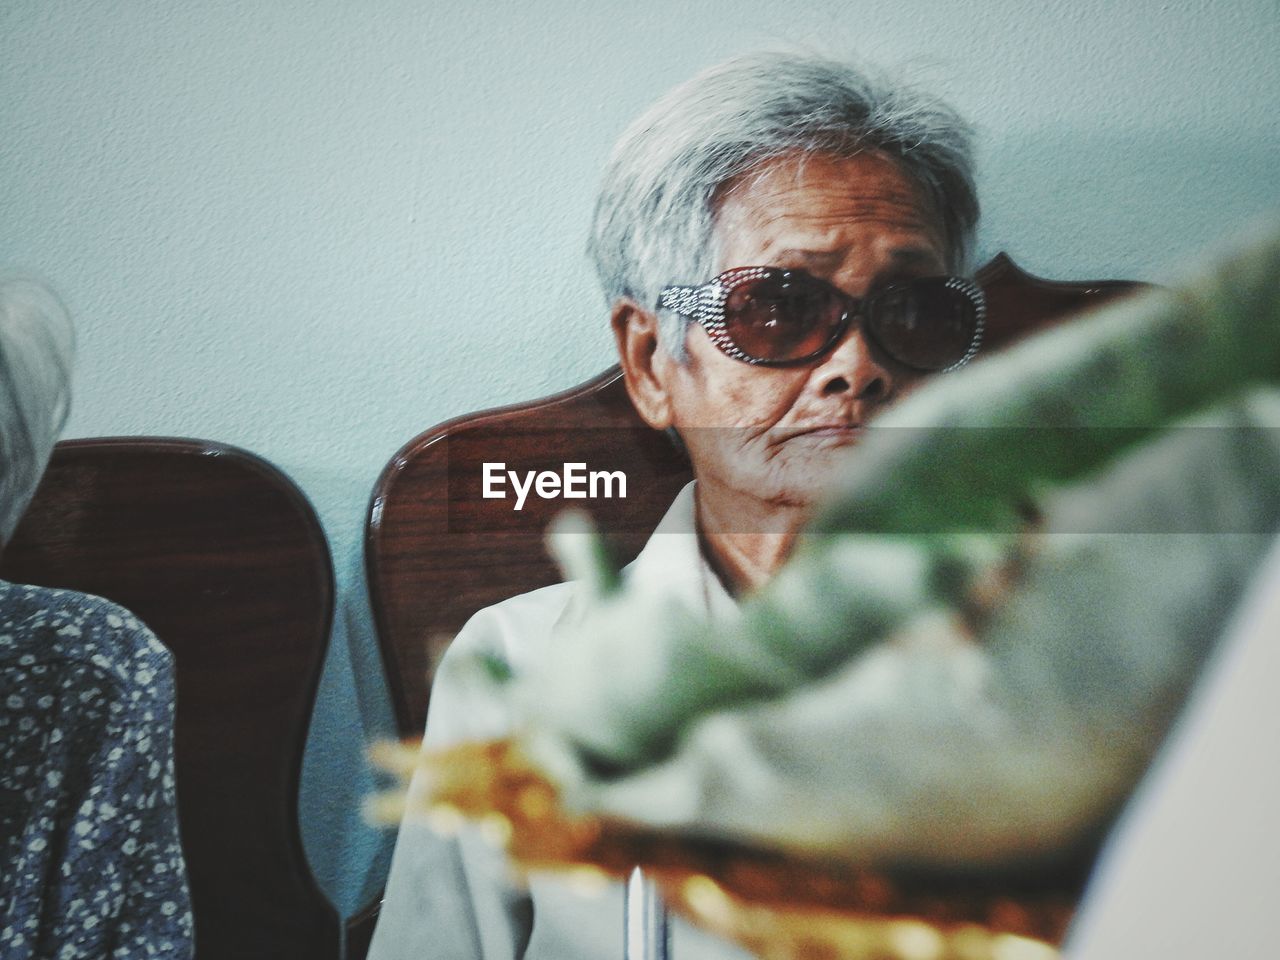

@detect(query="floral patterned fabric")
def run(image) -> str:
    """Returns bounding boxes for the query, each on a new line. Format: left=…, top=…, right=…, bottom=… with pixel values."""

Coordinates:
left=0, top=579, right=193, bottom=959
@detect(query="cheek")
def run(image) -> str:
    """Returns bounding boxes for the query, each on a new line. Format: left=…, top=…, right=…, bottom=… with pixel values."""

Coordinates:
left=675, top=377, right=800, bottom=432
left=892, top=368, right=929, bottom=400
left=670, top=345, right=807, bottom=430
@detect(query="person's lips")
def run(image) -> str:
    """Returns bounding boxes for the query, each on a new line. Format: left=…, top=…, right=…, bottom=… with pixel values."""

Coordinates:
left=781, top=423, right=864, bottom=444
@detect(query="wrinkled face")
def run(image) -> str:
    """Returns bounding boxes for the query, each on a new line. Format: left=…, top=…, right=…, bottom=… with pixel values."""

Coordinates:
left=664, top=151, right=949, bottom=515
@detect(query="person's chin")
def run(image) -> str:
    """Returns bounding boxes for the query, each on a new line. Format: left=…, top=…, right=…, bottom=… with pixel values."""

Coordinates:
left=764, top=451, right=856, bottom=514
left=780, top=429, right=865, bottom=476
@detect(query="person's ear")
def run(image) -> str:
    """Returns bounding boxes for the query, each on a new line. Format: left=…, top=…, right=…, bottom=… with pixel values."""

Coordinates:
left=611, top=299, right=676, bottom=431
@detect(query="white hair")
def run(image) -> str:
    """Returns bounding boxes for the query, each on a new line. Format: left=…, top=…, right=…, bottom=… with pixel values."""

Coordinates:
left=588, top=51, right=980, bottom=357
left=0, top=273, right=74, bottom=547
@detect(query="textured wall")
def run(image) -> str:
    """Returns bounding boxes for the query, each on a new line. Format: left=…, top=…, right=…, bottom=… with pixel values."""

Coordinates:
left=3, top=0, right=1277, bottom=918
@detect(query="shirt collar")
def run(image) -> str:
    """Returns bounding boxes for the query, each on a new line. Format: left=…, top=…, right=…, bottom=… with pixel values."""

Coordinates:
left=624, top=481, right=737, bottom=622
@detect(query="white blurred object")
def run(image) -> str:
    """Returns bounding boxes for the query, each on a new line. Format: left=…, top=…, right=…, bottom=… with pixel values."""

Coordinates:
left=1067, top=535, right=1280, bottom=958
left=626, top=869, right=671, bottom=960
left=0, top=272, right=75, bottom=544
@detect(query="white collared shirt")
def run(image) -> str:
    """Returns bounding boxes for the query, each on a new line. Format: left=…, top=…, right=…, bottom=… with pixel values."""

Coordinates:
left=369, top=481, right=751, bottom=960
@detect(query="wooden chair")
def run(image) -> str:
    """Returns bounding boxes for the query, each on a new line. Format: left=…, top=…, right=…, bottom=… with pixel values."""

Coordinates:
left=0, top=438, right=340, bottom=960
left=365, top=254, right=1147, bottom=740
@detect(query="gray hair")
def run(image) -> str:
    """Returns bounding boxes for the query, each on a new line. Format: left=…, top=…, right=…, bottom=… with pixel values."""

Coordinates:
left=1, top=273, right=74, bottom=547
left=588, top=51, right=980, bottom=357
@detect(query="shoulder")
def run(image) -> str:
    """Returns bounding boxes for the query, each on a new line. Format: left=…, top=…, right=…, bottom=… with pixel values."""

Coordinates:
left=423, top=581, right=580, bottom=747
left=0, top=579, right=173, bottom=694
left=439, top=482, right=696, bottom=671
left=444, top=579, right=581, bottom=675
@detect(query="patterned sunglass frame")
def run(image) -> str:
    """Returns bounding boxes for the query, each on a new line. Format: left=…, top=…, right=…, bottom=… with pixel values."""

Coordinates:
left=659, top=266, right=985, bottom=371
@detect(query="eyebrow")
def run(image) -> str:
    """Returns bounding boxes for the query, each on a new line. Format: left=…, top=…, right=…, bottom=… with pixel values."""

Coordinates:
left=771, top=249, right=842, bottom=270
left=772, top=246, right=944, bottom=269
left=887, top=247, right=945, bottom=267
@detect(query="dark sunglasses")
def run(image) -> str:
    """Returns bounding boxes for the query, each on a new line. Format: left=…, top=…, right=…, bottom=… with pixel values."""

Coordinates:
left=659, top=266, right=985, bottom=371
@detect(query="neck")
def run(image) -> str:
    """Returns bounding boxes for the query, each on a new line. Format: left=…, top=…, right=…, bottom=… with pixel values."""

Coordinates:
left=694, top=482, right=808, bottom=596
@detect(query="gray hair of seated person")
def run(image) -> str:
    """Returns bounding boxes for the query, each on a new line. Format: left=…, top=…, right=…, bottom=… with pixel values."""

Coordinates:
left=0, top=274, right=74, bottom=548
left=587, top=51, right=980, bottom=359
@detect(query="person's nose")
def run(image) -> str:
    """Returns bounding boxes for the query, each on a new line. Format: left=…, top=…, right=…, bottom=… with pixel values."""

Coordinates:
left=811, top=322, right=895, bottom=402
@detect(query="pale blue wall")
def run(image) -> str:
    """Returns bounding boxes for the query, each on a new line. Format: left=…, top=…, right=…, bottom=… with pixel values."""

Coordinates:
left=3, top=0, right=1277, bottom=918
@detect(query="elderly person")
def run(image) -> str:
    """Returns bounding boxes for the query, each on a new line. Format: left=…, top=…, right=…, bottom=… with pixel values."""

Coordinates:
left=596, top=53, right=979, bottom=595
left=368, top=51, right=983, bottom=960
left=0, top=274, right=193, bottom=959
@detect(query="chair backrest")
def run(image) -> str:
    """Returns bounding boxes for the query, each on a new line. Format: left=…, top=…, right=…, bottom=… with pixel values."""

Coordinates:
left=0, top=438, right=339, bottom=960
left=366, top=254, right=1148, bottom=738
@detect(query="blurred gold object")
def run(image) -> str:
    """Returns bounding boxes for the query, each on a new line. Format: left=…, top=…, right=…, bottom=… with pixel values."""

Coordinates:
left=372, top=739, right=1071, bottom=960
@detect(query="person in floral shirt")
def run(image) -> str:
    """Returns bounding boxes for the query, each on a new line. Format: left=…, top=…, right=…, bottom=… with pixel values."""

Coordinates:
left=0, top=273, right=193, bottom=958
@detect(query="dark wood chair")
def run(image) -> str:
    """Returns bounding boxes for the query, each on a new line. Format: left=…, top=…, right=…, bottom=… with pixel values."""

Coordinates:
left=0, top=438, right=340, bottom=960
left=365, top=254, right=1148, bottom=740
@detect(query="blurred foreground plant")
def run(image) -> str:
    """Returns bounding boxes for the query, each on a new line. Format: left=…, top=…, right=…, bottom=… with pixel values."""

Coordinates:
left=374, top=221, right=1280, bottom=960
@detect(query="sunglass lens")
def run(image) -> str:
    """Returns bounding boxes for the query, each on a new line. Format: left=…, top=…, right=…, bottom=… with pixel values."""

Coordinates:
left=722, top=273, right=845, bottom=363
left=869, top=278, right=980, bottom=370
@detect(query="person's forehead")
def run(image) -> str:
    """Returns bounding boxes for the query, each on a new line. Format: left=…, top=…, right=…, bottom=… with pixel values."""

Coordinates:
left=713, top=151, right=943, bottom=264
